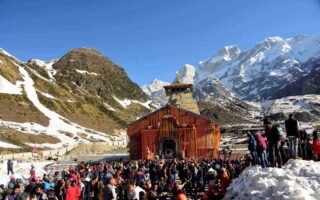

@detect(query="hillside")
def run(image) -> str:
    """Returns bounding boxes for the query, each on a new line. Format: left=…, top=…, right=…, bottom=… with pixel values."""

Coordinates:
left=0, top=48, right=150, bottom=152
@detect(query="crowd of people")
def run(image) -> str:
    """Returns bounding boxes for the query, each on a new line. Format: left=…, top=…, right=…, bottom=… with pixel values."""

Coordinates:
left=0, top=156, right=253, bottom=200
left=1, top=113, right=319, bottom=200
left=248, top=113, right=320, bottom=169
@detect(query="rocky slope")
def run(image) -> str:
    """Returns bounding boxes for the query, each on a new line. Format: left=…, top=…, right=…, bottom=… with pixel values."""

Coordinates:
left=0, top=48, right=150, bottom=152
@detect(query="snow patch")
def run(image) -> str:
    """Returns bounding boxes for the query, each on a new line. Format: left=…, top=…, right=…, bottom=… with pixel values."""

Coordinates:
left=38, top=91, right=58, bottom=100
left=104, top=103, right=116, bottom=112
left=0, top=141, right=21, bottom=148
left=113, top=96, right=151, bottom=109
left=76, top=69, right=99, bottom=76
left=0, top=75, right=22, bottom=95
left=25, top=143, right=64, bottom=149
left=30, top=59, right=57, bottom=80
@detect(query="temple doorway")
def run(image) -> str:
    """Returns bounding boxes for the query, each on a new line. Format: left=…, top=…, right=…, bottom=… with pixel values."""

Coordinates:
left=161, top=138, right=177, bottom=159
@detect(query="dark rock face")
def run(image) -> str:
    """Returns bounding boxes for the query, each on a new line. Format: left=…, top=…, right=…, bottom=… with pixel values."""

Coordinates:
left=273, top=59, right=320, bottom=99
left=193, top=77, right=232, bottom=100
left=53, top=48, right=147, bottom=101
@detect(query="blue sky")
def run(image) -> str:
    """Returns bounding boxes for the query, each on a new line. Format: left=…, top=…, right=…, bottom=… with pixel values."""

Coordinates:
left=1, top=0, right=320, bottom=85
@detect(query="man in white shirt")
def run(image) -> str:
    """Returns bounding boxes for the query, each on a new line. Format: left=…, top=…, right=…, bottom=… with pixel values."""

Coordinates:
left=130, top=184, right=146, bottom=200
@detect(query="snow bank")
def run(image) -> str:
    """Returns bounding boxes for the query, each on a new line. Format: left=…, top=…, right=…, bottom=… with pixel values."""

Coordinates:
left=224, top=160, right=320, bottom=200
left=0, top=161, right=51, bottom=186
left=0, top=75, right=22, bottom=95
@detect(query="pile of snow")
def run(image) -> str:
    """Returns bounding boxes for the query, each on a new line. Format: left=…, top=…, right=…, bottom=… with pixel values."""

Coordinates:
left=0, top=161, right=50, bottom=186
left=224, top=160, right=320, bottom=200
left=0, top=75, right=22, bottom=95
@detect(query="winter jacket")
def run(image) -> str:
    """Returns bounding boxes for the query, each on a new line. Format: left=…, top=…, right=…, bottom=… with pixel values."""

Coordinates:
left=65, top=186, right=80, bottom=200
left=312, top=140, right=320, bottom=155
left=285, top=118, right=299, bottom=137
left=30, top=193, right=48, bottom=200
left=248, top=135, right=257, bottom=151
left=220, top=169, right=230, bottom=194
left=7, top=160, right=13, bottom=170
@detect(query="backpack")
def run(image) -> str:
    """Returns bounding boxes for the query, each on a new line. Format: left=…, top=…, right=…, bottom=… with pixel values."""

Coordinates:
left=255, top=134, right=267, bottom=151
left=273, top=125, right=285, bottom=140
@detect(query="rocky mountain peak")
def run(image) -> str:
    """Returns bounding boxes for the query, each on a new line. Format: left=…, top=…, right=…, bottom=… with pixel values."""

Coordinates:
left=174, top=64, right=196, bottom=84
left=217, top=45, right=241, bottom=61
left=53, top=47, right=119, bottom=74
left=142, top=79, right=169, bottom=96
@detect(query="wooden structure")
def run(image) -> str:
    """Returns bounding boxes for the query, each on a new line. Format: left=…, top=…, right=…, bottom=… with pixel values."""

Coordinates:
left=127, top=105, right=220, bottom=160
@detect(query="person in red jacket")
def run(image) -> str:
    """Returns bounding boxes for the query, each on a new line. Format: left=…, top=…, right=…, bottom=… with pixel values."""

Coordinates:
left=312, top=131, right=320, bottom=161
left=66, top=181, right=81, bottom=200
left=220, top=168, right=230, bottom=195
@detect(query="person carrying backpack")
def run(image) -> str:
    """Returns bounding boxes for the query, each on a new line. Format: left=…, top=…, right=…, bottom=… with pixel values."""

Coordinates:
left=254, top=132, right=268, bottom=168
left=285, top=113, right=300, bottom=159
left=247, top=131, right=258, bottom=166
left=268, top=124, right=283, bottom=168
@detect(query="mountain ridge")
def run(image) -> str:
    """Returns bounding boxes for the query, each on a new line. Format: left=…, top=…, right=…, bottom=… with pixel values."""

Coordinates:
left=0, top=47, right=149, bottom=152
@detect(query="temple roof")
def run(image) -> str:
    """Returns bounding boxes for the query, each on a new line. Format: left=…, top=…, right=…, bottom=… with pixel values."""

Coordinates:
left=163, top=83, right=192, bottom=90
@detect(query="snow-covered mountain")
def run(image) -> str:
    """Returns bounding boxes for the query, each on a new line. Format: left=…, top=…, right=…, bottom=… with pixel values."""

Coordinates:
left=196, top=34, right=320, bottom=100
left=142, top=79, right=169, bottom=106
left=143, top=34, right=320, bottom=126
